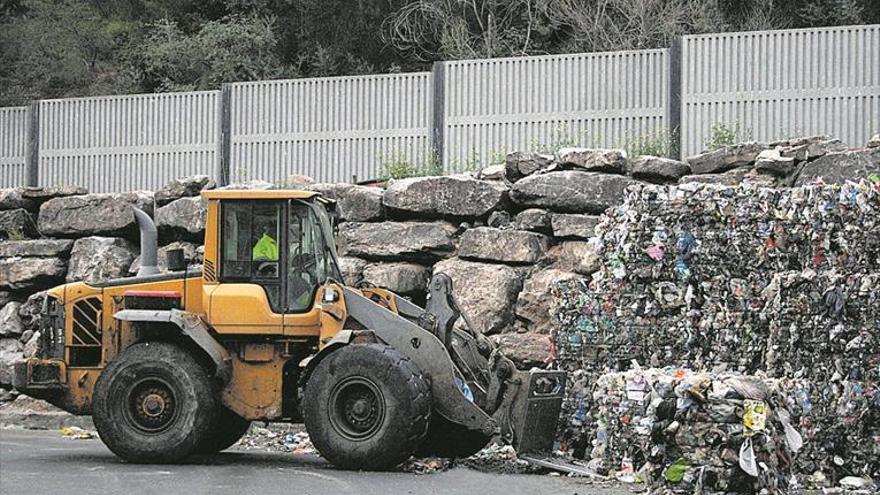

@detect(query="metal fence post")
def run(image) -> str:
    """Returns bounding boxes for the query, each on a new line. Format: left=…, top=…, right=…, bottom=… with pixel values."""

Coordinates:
left=218, top=84, right=232, bottom=186
left=431, top=61, right=446, bottom=171
left=25, top=101, right=40, bottom=187
left=668, top=38, right=683, bottom=161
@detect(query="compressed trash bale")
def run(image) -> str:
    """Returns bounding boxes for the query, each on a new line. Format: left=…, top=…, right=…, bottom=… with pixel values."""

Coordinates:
left=550, top=179, right=880, bottom=487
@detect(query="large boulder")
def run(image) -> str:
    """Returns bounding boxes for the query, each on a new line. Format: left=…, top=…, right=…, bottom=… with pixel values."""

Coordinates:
left=868, top=133, right=880, bottom=148
left=630, top=156, right=691, bottom=183
left=308, top=183, right=384, bottom=222
left=432, top=258, right=524, bottom=335
left=510, top=171, right=636, bottom=214
left=0, top=302, right=24, bottom=337
left=679, top=167, right=778, bottom=187
left=489, top=332, right=550, bottom=369
left=0, top=189, right=34, bottom=211
left=337, top=221, right=457, bottom=262
left=155, top=196, right=207, bottom=241
left=550, top=213, right=599, bottom=239
left=38, top=192, right=152, bottom=238
left=513, top=208, right=552, bottom=233
left=793, top=150, right=880, bottom=186
left=515, top=268, right=585, bottom=334
left=458, top=227, right=548, bottom=265
left=67, top=237, right=137, bottom=284
left=686, top=142, right=767, bottom=175
left=362, top=262, right=430, bottom=295
left=0, top=208, right=39, bottom=239
left=337, top=257, right=368, bottom=286
left=0, top=257, right=66, bottom=291
left=17, top=291, right=46, bottom=335
left=548, top=241, right=602, bottom=275
left=557, top=148, right=627, bottom=173
left=0, top=337, right=23, bottom=385
left=129, top=241, right=201, bottom=274
left=771, top=136, right=847, bottom=161
left=154, top=175, right=215, bottom=207
left=754, top=148, right=797, bottom=176
left=383, top=175, right=505, bottom=218
left=20, top=185, right=88, bottom=205
left=0, top=239, right=73, bottom=259
left=505, top=152, right=552, bottom=182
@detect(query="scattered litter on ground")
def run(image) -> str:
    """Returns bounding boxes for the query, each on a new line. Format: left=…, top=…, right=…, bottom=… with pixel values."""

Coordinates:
left=60, top=426, right=94, bottom=439
left=400, top=456, right=452, bottom=474
left=236, top=424, right=316, bottom=455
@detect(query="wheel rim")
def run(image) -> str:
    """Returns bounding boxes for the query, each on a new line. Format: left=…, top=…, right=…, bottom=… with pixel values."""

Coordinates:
left=123, top=377, right=179, bottom=434
left=328, top=377, right=386, bottom=441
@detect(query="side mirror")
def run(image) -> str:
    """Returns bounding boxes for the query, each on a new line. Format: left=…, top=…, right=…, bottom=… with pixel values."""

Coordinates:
left=166, top=249, right=186, bottom=272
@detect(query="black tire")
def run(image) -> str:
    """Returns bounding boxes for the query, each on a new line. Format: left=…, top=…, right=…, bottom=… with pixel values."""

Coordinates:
left=417, top=414, right=492, bottom=458
left=195, top=406, right=251, bottom=454
left=303, top=344, right=431, bottom=470
left=92, top=341, right=218, bottom=463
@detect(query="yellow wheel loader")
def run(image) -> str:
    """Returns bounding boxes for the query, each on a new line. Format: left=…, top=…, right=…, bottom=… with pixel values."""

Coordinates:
left=13, top=189, right=564, bottom=469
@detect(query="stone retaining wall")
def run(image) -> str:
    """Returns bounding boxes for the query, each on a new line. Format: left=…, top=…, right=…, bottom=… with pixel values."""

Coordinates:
left=1, top=134, right=878, bottom=398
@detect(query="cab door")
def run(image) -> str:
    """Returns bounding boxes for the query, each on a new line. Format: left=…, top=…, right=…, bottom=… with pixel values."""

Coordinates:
left=208, top=199, right=286, bottom=335
left=282, top=200, right=326, bottom=337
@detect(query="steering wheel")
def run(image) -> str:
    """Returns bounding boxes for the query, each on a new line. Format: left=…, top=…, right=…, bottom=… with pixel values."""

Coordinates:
left=291, top=253, right=317, bottom=273
left=256, top=261, right=278, bottom=278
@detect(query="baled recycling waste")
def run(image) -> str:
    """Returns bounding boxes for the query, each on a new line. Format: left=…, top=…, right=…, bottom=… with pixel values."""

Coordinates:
left=554, top=178, right=880, bottom=491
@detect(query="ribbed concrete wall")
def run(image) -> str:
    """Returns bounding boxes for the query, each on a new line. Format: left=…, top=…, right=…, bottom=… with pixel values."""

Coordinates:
left=0, top=107, right=28, bottom=188
left=681, top=25, right=880, bottom=155
left=440, top=50, right=670, bottom=171
left=38, top=91, right=220, bottom=192
left=229, top=73, right=433, bottom=183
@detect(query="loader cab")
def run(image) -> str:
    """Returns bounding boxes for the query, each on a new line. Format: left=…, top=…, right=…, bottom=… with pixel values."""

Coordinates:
left=200, top=190, right=343, bottom=334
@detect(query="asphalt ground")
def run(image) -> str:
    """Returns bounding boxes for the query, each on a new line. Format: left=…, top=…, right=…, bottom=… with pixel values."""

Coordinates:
left=0, top=428, right=633, bottom=495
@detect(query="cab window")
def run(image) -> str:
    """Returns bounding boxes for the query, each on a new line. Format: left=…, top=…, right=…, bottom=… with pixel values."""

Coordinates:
left=287, top=202, right=329, bottom=312
left=220, top=200, right=284, bottom=309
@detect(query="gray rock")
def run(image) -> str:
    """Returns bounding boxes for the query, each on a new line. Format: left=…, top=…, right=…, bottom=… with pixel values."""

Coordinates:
left=337, top=257, right=368, bottom=286
left=550, top=213, right=599, bottom=239
left=22, top=330, right=39, bottom=358
left=362, top=262, right=430, bottom=295
left=794, top=150, right=880, bottom=186
left=308, top=183, right=384, bottom=222
left=513, top=208, right=552, bottom=233
left=0, top=302, right=24, bottom=337
left=129, top=241, right=201, bottom=274
left=458, top=227, right=549, bottom=265
left=869, top=133, right=880, bottom=148
left=510, top=171, right=636, bottom=214
left=686, top=142, right=768, bottom=174
left=0, top=292, right=13, bottom=307
left=337, top=221, right=457, bottom=262
left=487, top=211, right=511, bottom=228
left=754, top=148, right=796, bottom=176
left=0, top=208, right=39, bottom=239
left=283, top=175, right=315, bottom=188
left=556, top=148, right=627, bottom=173
left=154, top=175, right=215, bottom=206
left=0, top=337, right=23, bottom=385
left=433, top=258, right=524, bottom=335
left=679, top=167, right=778, bottom=187
left=549, top=241, right=602, bottom=275
left=20, top=185, right=88, bottom=203
left=489, top=332, right=550, bottom=369
left=515, top=268, right=585, bottom=334
left=155, top=196, right=207, bottom=241
left=18, top=291, right=46, bottom=335
left=219, top=180, right=275, bottom=190
left=0, top=257, right=66, bottom=291
left=383, top=175, right=505, bottom=218
left=772, top=136, right=847, bottom=161
left=474, top=164, right=506, bottom=181
left=0, top=239, right=74, bottom=258
left=67, top=237, right=137, bottom=284
left=0, top=189, right=35, bottom=211
left=38, top=193, right=151, bottom=238
left=630, top=156, right=691, bottom=183
left=505, top=152, right=553, bottom=182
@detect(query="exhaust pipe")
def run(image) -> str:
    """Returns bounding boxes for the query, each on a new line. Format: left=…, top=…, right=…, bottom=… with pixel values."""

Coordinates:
left=132, top=207, right=160, bottom=277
